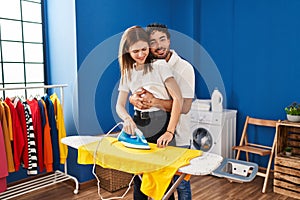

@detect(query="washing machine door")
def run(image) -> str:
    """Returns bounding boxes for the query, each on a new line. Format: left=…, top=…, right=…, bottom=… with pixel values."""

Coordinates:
left=192, top=127, right=213, bottom=152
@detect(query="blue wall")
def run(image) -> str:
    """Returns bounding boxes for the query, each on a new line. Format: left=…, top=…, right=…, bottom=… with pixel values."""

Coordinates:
left=232, top=0, right=300, bottom=119
left=200, top=0, right=300, bottom=166
left=72, top=1, right=193, bottom=181
left=9, top=0, right=300, bottom=184
left=53, top=0, right=300, bottom=181
left=199, top=1, right=300, bottom=132
left=75, top=0, right=174, bottom=136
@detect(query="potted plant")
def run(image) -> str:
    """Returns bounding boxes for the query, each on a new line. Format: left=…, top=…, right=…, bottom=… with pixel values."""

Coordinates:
left=284, top=146, right=293, bottom=156
left=285, top=102, right=300, bottom=122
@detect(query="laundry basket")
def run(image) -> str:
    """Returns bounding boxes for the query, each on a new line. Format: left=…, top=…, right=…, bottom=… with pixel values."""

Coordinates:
left=96, top=165, right=133, bottom=192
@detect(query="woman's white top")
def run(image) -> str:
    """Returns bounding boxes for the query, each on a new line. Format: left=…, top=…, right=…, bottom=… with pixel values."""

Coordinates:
left=118, top=59, right=173, bottom=112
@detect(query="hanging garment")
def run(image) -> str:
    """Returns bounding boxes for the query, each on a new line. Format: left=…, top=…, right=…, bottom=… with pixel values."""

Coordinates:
left=23, top=102, right=38, bottom=175
left=27, top=99, right=44, bottom=172
left=2, top=102, right=13, bottom=141
left=0, top=103, right=14, bottom=172
left=14, top=98, right=29, bottom=169
left=0, top=123, right=8, bottom=192
left=50, top=93, right=68, bottom=164
left=38, top=99, right=53, bottom=172
left=4, top=98, right=24, bottom=171
left=42, top=95, right=59, bottom=170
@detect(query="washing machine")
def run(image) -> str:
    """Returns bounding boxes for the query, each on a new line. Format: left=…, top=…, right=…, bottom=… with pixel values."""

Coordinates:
left=190, top=101, right=237, bottom=159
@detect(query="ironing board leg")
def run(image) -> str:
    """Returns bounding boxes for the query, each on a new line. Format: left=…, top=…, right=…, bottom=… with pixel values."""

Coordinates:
left=162, top=173, right=186, bottom=200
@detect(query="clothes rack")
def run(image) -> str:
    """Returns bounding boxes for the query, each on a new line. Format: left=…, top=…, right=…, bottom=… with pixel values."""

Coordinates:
left=0, top=84, right=79, bottom=200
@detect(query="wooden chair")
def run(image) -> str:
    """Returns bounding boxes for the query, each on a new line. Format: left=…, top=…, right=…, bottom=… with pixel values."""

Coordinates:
left=232, top=116, right=278, bottom=193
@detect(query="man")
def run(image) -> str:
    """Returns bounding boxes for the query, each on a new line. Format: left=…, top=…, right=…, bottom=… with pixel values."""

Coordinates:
left=129, top=23, right=195, bottom=200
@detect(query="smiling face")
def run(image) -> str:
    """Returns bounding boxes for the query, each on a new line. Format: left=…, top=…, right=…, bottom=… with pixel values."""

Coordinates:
left=129, top=40, right=149, bottom=67
left=149, top=30, right=171, bottom=60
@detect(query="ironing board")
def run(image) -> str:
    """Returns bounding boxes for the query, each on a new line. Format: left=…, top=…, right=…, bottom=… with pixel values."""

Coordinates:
left=61, top=135, right=223, bottom=199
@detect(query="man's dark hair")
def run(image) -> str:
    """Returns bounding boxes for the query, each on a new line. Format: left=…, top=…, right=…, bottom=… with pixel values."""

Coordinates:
left=146, top=23, right=171, bottom=39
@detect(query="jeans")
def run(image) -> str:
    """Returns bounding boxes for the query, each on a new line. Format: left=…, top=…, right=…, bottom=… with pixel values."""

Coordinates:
left=174, top=145, right=192, bottom=200
left=173, top=175, right=192, bottom=200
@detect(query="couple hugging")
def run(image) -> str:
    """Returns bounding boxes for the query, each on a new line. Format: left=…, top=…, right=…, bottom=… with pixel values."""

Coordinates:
left=116, top=23, right=195, bottom=200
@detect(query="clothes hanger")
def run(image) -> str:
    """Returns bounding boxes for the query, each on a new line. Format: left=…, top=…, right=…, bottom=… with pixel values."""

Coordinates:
left=35, top=94, right=41, bottom=100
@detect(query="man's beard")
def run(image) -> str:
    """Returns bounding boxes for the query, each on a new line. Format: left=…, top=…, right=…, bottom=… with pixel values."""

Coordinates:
left=153, top=47, right=170, bottom=59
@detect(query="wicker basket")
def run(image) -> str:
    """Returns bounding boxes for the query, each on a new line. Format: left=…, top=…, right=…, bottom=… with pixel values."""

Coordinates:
left=96, top=165, right=133, bottom=192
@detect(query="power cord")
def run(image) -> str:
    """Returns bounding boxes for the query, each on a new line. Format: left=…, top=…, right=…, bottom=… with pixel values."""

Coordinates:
left=91, top=122, right=136, bottom=200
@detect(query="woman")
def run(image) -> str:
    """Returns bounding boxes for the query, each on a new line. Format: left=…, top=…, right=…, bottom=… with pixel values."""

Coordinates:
left=116, top=26, right=182, bottom=200
left=116, top=25, right=182, bottom=148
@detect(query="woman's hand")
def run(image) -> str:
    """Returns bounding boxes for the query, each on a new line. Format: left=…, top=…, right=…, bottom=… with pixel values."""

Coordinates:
left=157, top=131, right=174, bottom=148
left=116, top=91, right=137, bottom=135
left=123, top=117, right=136, bottom=135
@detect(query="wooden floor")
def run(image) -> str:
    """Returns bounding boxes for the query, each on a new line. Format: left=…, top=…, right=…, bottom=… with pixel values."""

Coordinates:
left=11, top=174, right=297, bottom=200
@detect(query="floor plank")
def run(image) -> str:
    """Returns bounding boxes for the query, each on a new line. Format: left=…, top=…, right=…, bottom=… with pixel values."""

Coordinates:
left=10, top=174, right=298, bottom=200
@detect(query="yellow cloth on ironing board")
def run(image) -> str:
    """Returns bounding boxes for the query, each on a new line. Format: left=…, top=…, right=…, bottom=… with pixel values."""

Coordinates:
left=77, top=137, right=201, bottom=200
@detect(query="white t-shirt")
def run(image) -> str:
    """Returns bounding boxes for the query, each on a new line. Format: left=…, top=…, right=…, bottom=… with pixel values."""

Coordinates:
left=168, top=50, right=195, bottom=146
left=118, top=59, right=173, bottom=112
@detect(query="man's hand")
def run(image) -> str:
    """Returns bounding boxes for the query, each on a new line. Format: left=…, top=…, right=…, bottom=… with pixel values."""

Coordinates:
left=129, top=88, right=153, bottom=109
left=140, top=89, right=155, bottom=108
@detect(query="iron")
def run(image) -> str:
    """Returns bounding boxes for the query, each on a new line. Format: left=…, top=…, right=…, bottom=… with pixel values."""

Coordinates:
left=117, top=128, right=150, bottom=150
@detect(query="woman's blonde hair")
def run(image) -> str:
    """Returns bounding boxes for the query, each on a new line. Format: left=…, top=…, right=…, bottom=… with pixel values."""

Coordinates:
left=118, top=26, right=153, bottom=83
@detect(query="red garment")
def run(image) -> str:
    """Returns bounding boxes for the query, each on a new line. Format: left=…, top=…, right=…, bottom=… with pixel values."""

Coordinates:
left=27, top=99, right=44, bottom=172
left=0, top=123, right=8, bottom=192
left=14, top=99, right=29, bottom=169
left=5, top=98, right=24, bottom=171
